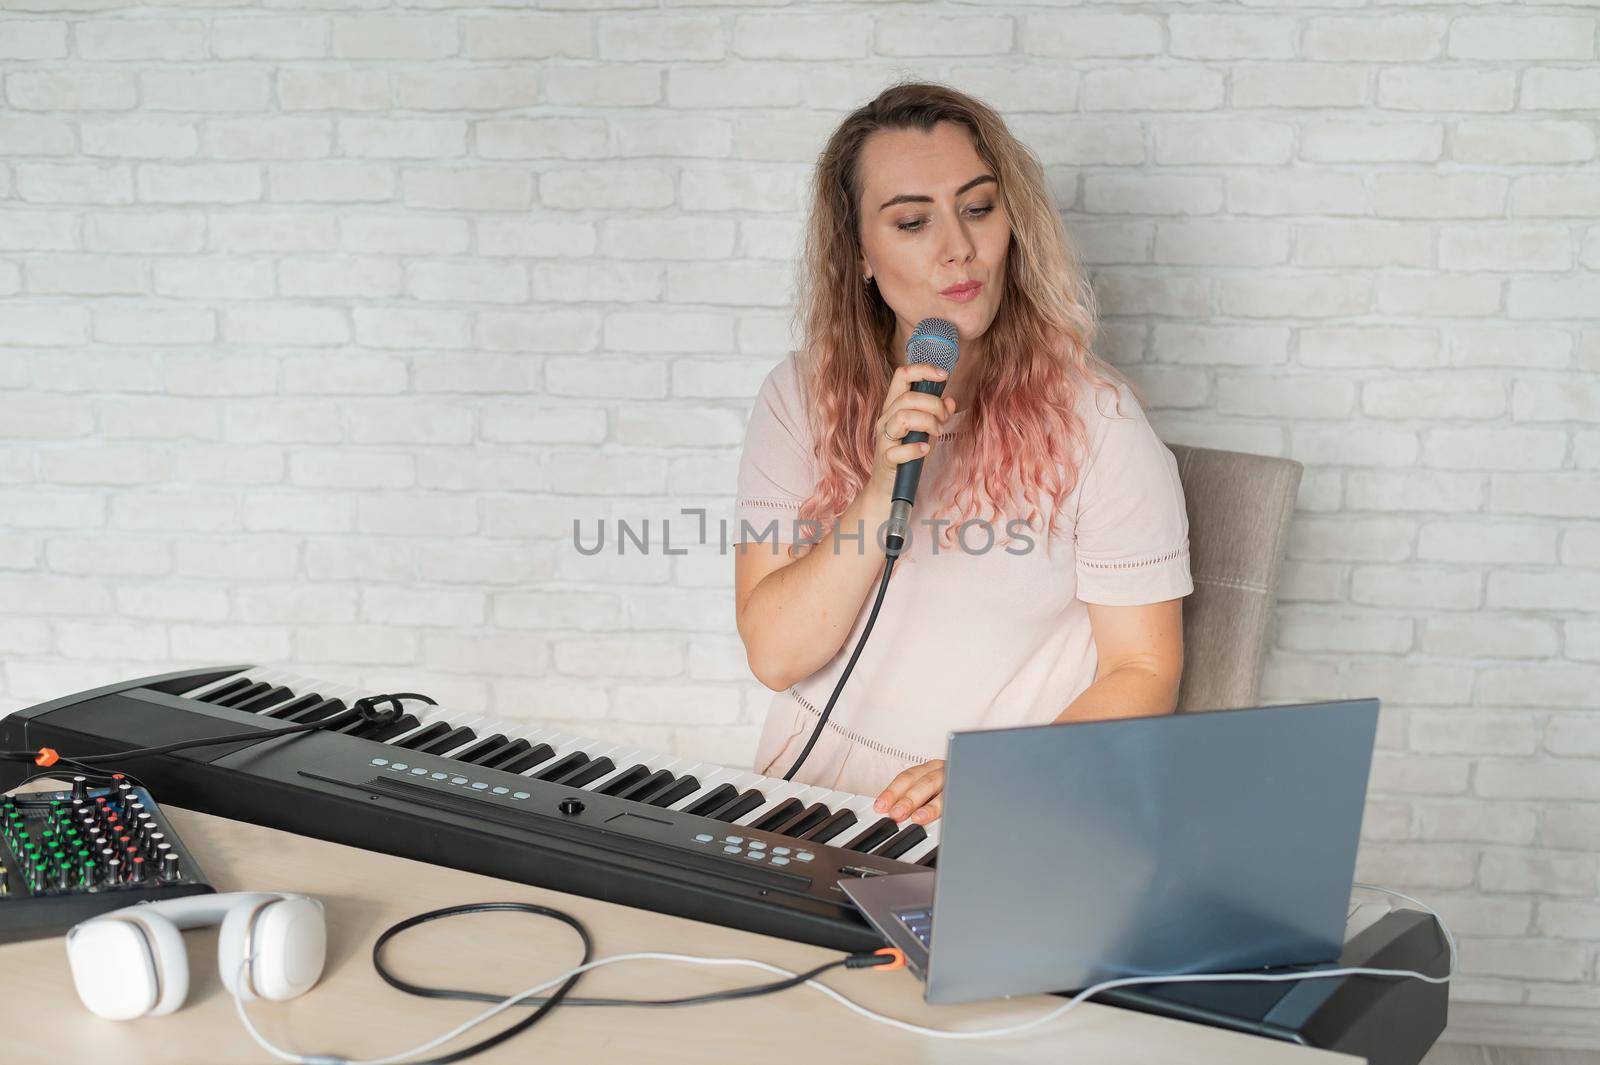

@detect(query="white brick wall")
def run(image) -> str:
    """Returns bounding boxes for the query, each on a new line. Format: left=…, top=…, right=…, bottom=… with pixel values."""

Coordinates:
left=1, top=2, right=1596, bottom=1043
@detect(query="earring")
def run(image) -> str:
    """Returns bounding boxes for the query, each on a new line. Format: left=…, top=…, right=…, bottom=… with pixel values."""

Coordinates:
left=863, top=275, right=872, bottom=285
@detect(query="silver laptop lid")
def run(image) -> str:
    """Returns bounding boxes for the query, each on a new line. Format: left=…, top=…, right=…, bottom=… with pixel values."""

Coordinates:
left=923, top=698, right=1379, bottom=1004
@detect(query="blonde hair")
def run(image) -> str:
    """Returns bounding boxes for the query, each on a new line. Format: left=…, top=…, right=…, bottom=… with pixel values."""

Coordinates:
left=793, top=79, right=1135, bottom=552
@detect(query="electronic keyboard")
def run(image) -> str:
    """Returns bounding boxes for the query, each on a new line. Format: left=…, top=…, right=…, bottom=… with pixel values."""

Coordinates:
left=0, top=665, right=939, bottom=952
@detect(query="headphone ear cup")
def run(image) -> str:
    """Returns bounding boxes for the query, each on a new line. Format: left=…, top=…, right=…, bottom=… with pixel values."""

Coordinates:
left=66, top=912, right=190, bottom=1019
left=218, top=895, right=326, bottom=1001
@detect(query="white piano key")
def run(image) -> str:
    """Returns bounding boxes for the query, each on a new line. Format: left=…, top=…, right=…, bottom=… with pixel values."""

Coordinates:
left=179, top=667, right=257, bottom=701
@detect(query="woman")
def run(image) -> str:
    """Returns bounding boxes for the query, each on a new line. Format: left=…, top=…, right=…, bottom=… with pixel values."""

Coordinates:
left=733, top=82, right=1192, bottom=829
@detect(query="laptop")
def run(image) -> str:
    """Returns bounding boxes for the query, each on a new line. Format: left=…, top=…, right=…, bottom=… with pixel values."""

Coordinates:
left=838, top=698, right=1379, bottom=1004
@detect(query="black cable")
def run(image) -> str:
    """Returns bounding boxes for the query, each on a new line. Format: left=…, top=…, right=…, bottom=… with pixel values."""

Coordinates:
left=371, top=902, right=896, bottom=1017
left=0, top=692, right=435, bottom=766
left=782, top=553, right=896, bottom=781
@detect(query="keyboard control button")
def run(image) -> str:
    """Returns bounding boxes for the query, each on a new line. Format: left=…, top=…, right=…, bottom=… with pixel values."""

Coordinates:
left=748, top=840, right=766, bottom=850
left=450, top=777, right=467, bottom=785
left=693, top=833, right=714, bottom=843
left=770, top=856, right=790, bottom=866
left=391, top=763, right=408, bottom=772
left=795, top=851, right=814, bottom=862
left=371, top=758, right=389, bottom=766
left=470, top=782, right=488, bottom=790
left=724, top=836, right=743, bottom=845
left=410, top=767, right=427, bottom=775
left=723, top=845, right=741, bottom=855
left=431, top=772, right=447, bottom=780
left=771, top=847, right=790, bottom=856
left=512, top=792, right=530, bottom=800
left=744, top=851, right=765, bottom=861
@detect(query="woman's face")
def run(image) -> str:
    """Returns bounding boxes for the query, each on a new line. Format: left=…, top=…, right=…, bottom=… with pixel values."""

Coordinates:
left=856, top=121, right=1011, bottom=359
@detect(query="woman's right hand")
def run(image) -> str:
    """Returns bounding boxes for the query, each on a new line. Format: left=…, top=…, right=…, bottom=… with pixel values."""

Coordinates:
left=869, top=362, right=956, bottom=496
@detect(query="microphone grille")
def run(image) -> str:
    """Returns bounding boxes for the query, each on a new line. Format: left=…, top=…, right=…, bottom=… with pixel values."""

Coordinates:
left=907, top=317, right=960, bottom=373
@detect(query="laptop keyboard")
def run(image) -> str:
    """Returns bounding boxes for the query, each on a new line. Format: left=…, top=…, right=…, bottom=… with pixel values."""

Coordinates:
left=894, top=907, right=933, bottom=948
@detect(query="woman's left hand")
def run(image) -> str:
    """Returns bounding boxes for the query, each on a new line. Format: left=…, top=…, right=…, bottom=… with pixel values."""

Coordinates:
left=874, top=759, right=947, bottom=825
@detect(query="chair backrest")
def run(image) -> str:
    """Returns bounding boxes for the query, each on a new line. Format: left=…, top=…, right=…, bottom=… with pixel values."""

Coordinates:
left=1165, top=443, right=1303, bottom=713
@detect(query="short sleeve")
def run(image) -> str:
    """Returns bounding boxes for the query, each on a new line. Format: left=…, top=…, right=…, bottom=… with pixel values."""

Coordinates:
left=734, top=353, right=816, bottom=545
left=1071, top=383, right=1194, bottom=606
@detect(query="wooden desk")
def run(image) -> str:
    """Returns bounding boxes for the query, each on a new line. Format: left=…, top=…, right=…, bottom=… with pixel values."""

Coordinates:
left=0, top=801, right=1363, bottom=1064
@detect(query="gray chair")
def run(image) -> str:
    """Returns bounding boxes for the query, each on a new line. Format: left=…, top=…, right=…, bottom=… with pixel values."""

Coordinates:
left=1165, top=444, right=1304, bottom=714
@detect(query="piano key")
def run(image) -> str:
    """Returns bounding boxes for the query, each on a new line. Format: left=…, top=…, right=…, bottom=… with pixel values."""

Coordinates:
left=532, top=752, right=588, bottom=782
left=915, top=847, right=938, bottom=868
left=705, top=789, right=766, bottom=823
left=840, top=817, right=898, bottom=853
left=595, top=764, right=651, bottom=797
left=679, top=782, right=738, bottom=817
left=283, top=698, right=347, bottom=724
left=556, top=757, right=615, bottom=789
left=644, top=775, right=700, bottom=809
left=359, top=714, right=421, bottom=743
left=797, top=808, right=858, bottom=844
left=749, top=798, right=804, bottom=833
left=617, top=769, right=676, bottom=803
left=901, top=824, right=941, bottom=865
left=499, top=743, right=556, bottom=774
left=416, top=727, right=477, bottom=757
left=392, top=722, right=453, bottom=751
left=772, top=803, right=830, bottom=838
left=872, top=824, right=926, bottom=859
left=452, top=734, right=513, bottom=766
left=232, top=685, right=295, bottom=715
left=661, top=767, right=745, bottom=812
left=477, top=738, right=533, bottom=771
left=262, top=694, right=323, bottom=720
left=192, top=677, right=253, bottom=705
left=213, top=681, right=271, bottom=709
left=730, top=781, right=809, bottom=828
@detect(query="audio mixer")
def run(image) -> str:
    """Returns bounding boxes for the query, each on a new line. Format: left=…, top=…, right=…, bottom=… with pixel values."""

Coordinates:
left=0, top=774, right=214, bottom=944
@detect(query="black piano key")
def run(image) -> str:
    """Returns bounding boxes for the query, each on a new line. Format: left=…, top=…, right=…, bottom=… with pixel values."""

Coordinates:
left=705, top=789, right=765, bottom=823
left=916, top=847, right=938, bottom=868
left=232, top=685, right=295, bottom=714
left=772, top=802, right=830, bottom=838
left=213, top=681, right=270, bottom=708
left=558, top=757, right=615, bottom=788
left=533, top=752, right=588, bottom=781
left=797, top=808, right=857, bottom=844
left=646, top=776, right=700, bottom=809
left=284, top=698, right=347, bottom=724
left=335, top=712, right=372, bottom=734
left=362, top=714, right=421, bottom=743
left=417, top=727, right=477, bottom=756
left=263, top=694, right=322, bottom=719
left=499, top=743, right=556, bottom=774
left=844, top=817, right=899, bottom=853
left=681, top=783, right=739, bottom=817
left=392, top=722, right=452, bottom=750
left=619, top=769, right=677, bottom=803
left=749, top=798, right=804, bottom=833
left=196, top=678, right=253, bottom=705
left=596, top=765, right=652, bottom=796
left=478, top=739, right=532, bottom=771
left=873, top=824, right=926, bottom=860
left=453, top=735, right=511, bottom=765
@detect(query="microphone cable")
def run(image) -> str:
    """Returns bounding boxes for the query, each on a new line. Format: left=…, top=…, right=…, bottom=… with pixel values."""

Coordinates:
left=781, top=553, right=896, bottom=782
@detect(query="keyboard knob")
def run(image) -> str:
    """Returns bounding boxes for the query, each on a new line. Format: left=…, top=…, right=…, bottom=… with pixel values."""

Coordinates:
left=558, top=797, right=584, bottom=817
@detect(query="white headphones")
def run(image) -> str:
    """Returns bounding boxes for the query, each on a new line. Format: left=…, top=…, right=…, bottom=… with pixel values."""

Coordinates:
left=65, top=891, right=326, bottom=1020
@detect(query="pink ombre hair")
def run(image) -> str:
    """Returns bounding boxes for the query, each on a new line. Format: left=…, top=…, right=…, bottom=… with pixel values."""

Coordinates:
left=792, top=81, right=1140, bottom=553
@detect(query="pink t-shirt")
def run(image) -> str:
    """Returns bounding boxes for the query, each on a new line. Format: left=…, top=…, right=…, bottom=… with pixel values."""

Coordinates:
left=735, top=349, right=1193, bottom=797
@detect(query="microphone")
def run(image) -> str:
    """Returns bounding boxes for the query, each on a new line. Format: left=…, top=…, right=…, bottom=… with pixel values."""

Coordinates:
left=885, top=317, right=960, bottom=557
